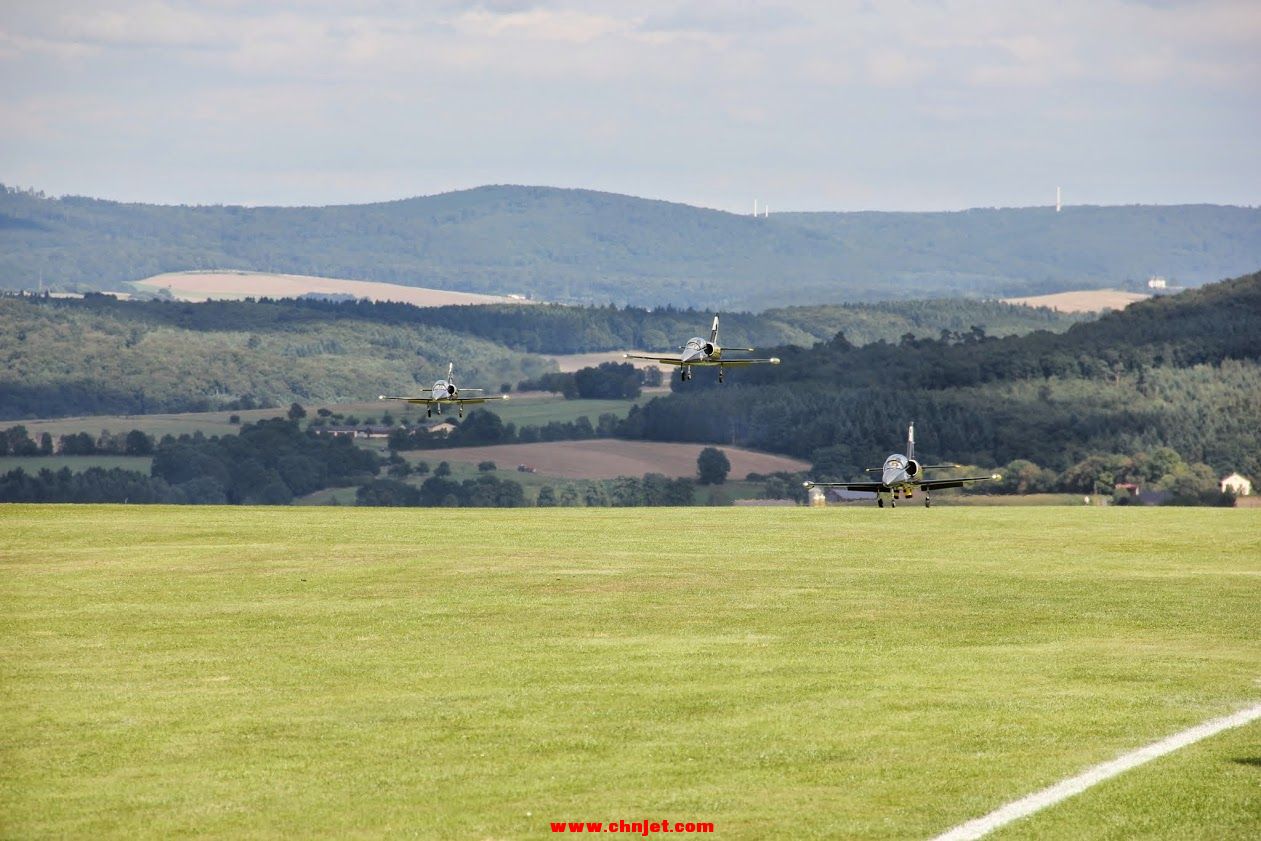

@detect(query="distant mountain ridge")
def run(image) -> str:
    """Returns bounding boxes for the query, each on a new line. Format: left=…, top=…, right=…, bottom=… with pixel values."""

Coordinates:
left=2, top=184, right=1258, bottom=310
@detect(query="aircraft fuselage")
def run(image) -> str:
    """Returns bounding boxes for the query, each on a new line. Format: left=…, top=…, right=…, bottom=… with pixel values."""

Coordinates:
left=430, top=379, right=459, bottom=403
left=681, top=337, right=719, bottom=364
left=880, top=452, right=922, bottom=497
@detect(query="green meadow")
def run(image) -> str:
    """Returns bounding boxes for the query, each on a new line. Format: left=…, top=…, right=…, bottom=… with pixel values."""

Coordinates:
left=0, top=455, right=153, bottom=475
left=1, top=506, right=1257, bottom=839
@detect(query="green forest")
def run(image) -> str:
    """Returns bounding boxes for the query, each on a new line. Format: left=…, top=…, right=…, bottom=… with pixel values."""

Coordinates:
left=1, top=270, right=1257, bottom=507
left=4, top=184, right=1259, bottom=308
left=618, top=271, right=1261, bottom=494
left=0, top=292, right=1083, bottom=419
left=0, top=294, right=554, bottom=418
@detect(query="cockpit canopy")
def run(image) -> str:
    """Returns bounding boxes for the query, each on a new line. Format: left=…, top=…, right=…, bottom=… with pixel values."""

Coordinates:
left=684, top=338, right=715, bottom=356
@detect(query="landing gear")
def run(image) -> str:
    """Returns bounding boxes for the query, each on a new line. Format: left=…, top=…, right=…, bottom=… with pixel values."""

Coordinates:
left=877, top=497, right=885, bottom=508
left=681, top=367, right=693, bottom=382
left=718, top=367, right=724, bottom=384
left=426, top=408, right=432, bottom=418
left=890, top=499, right=897, bottom=508
left=458, top=407, right=464, bottom=418
left=924, top=494, right=932, bottom=508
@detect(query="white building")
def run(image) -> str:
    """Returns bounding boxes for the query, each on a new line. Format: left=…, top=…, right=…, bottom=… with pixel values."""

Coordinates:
left=1147, top=276, right=1168, bottom=289
left=1220, top=472, right=1252, bottom=496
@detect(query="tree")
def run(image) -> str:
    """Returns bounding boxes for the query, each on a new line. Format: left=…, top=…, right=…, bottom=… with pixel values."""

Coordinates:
left=357, top=479, right=420, bottom=506
left=287, top=402, right=307, bottom=420
left=478, top=461, right=497, bottom=472
left=537, top=485, right=556, bottom=506
left=124, top=429, right=154, bottom=456
left=435, top=461, right=451, bottom=477
left=697, top=447, right=731, bottom=485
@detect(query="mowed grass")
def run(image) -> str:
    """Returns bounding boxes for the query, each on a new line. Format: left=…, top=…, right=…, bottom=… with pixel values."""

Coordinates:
left=11, top=394, right=648, bottom=445
left=1, top=506, right=1257, bottom=840
left=0, top=455, right=153, bottom=475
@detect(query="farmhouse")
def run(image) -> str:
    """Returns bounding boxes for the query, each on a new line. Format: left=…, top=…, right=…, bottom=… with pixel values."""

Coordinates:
left=322, top=425, right=394, bottom=439
left=1220, top=472, right=1252, bottom=496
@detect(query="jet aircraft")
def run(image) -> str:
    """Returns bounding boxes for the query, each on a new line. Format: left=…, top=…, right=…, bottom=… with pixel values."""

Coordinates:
left=379, top=362, right=508, bottom=418
left=624, top=315, right=780, bottom=382
left=803, top=423, right=1000, bottom=508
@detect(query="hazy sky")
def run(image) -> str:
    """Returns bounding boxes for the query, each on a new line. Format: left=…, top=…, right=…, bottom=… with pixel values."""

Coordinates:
left=2, top=1, right=1258, bottom=211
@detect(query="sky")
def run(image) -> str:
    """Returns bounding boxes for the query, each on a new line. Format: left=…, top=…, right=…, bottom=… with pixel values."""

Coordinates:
left=1, top=0, right=1258, bottom=212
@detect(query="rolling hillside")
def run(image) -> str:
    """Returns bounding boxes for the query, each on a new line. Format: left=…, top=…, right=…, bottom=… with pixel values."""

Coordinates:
left=622, top=270, right=1261, bottom=479
left=3, top=184, right=1259, bottom=309
left=0, top=295, right=554, bottom=419
left=0, top=293, right=1085, bottom=421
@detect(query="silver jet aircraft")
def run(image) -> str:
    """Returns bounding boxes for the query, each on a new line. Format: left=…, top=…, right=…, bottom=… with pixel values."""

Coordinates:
left=803, top=423, right=1000, bottom=508
left=624, top=315, right=780, bottom=382
left=378, top=362, right=508, bottom=418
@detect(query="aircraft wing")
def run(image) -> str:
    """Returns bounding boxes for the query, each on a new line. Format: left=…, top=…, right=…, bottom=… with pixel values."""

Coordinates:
left=447, top=395, right=509, bottom=406
left=803, top=481, right=885, bottom=492
left=379, top=395, right=436, bottom=405
left=917, top=473, right=1000, bottom=491
left=377, top=395, right=509, bottom=406
left=623, top=353, right=685, bottom=365
left=714, top=357, right=780, bottom=366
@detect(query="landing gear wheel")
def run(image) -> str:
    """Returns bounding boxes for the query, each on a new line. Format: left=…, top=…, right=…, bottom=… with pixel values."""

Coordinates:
left=877, top=498, right=885, bottom=508
left=890, top=499, right=897, bottom=508
left=925, top=497, right=931, bottom=508
left=426, top=409, right=432, bottom=418
left=718, top=370, right=725, bottom=384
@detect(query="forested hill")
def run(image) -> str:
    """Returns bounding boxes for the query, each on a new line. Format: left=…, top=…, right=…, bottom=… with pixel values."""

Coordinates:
left=620, top=270, right=1261, bottom=480
left=0, top=295, right=554, bottom=420
left=3, top=184, right=1259, bottom=309
left=0, top=293, right=1082, bottom=419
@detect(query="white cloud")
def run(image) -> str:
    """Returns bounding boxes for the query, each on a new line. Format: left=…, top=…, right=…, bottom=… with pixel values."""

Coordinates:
left=455, top=8, right=633, bottom=42
left=0, top=0, right=1256, bottom=209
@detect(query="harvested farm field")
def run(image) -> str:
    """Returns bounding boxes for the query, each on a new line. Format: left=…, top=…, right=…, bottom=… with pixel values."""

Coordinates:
left=409, top=439, right=810, bottom=479
left=134, top=271, right=528, bottom=306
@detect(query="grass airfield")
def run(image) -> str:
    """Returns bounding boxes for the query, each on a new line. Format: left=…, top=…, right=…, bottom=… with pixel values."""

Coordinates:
left=2, top=506, right=1258, bottom=839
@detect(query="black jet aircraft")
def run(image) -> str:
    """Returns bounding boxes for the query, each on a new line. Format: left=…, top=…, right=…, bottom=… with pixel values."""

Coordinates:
left=625, top=315, right=779, bottom=382
left=803, top=423, right=1000, bottom=508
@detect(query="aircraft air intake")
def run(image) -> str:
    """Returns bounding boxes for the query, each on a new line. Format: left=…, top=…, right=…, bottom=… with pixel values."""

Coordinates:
left=447, top=384, right=456, bottom=395
left=905, top=459, right=919, bottom=477
left=703, top=342, right=715, bottom=356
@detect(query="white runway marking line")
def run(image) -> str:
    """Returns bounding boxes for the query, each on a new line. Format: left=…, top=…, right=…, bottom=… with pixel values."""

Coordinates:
left=930, top=702, right=1261, bottom=841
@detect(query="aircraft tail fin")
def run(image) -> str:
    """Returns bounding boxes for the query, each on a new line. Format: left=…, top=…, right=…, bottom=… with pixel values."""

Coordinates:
left=907, top=422, right=915, bottom=460
left=447, top=361, right=455, bottom=384
left=710, top=314, right=720, bottom=344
